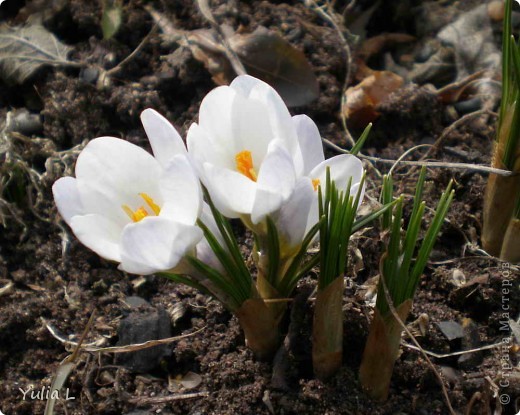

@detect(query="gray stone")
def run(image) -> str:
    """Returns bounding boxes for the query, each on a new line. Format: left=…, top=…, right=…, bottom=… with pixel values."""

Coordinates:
left=116, top=307, right=172, bottom=373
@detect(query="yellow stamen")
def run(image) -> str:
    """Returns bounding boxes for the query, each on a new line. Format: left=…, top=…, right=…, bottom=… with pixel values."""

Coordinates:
left=122, top=205, right=136, bottom=220
left=122, top=205, right=149, bottom=222
left=122, top=194, right=161, bottom=223
left=139, top=193, right=161, bottom=215
left=133, top=207, right=149, bottom=222
left=235, top=150, right=258, bottom=182
left=312, top=178, right=321, bottom=191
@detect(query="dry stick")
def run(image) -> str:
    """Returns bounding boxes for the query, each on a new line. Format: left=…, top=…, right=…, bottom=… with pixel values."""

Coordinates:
left=464, top=392, right=483, bottom=415
left=388, top=144, right=432, bottom=176
left=404, top=109, right=496, bottom=178
left=196, top=0, right=246, bottom=76
left=107, top=24, right=158, bottom=77
left=303, top=0, right=356, bottom=147
left=127, top=392, right=210, bottom=405
left=322, top=137, right=515, bottom=177
left=45, top=318, right=206, bottom=353
left=402, top=341, right=503, bottom=359
left=379, top=273, right=457, bottom=415
left=83, top=327, right=206, bottom=353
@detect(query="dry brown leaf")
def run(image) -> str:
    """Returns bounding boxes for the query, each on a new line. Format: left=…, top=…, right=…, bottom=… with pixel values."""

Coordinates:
left=344, top=70, right=404, bottom=128
left=148, top=7, right=319, bottom=107
left=230, top=27, right=319, bottom=107
left=358, top=33, right=415, bottom=61
left=0, top=24, right=72, bottom=84
left=186, top=27, right=320, bottom=107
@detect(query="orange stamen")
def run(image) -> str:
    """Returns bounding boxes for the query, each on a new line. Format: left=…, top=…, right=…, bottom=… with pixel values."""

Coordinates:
left=312, top=178, right=321, bottom=191
left=122, top=194, right=161, bottom=222
left=140, top=193, right=161, bottom=215
left=235, top=150, right=257, bottom=182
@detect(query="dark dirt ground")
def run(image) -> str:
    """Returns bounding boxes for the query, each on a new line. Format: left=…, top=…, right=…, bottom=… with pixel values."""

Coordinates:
left=0, top=0, right=519, bottom=414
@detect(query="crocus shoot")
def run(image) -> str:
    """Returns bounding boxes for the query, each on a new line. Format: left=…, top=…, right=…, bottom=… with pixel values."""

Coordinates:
left=482, top=0, right=520, bottom=262
left=312, top=169, right=365, bottom=380
left=187, top=75, right=366, bottom=322
left=359, top=168, right=454, bottom=401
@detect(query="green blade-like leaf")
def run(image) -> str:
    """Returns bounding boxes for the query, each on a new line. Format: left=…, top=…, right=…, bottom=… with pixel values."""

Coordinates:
left=352, top=198, right=398, bottom=233
left=158, top=272, right=211, bottom=295
left=266, top=216, right=281, bottom=286
left=410, top=185, right=454, bottom=287
left=350, top=123, right=372, bottom=155
left=279, top=217, right=323, bottom=295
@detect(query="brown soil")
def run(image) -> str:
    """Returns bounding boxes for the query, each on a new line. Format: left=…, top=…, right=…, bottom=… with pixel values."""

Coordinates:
left=0, top=1, right=519, bottom=414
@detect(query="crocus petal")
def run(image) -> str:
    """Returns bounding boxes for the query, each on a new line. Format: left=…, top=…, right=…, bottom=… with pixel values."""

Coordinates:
left=159, top=154, right=202, bottom=225
left=231, top=75, right=294, bottom=141
left=231, top=75, right=302, bottom=172
left=251, top=140, right=296, bottom=224
left=201, top=163, right=256, bottom=218
left=52, top=177, right=84, bottom=224
left=293, top=114, right=324, bottom=176
left=187, top=123, right=231, bottom=172
left=195, top=203, right=226, bottom=273
left=140, top=109, right=187, bottom=167
left=198, top=85, right=237, bottom=153
left=69, top=214, right=122, bottom=262
left=309, top=154, right=364, bottom=191
left=75, top=137, right=162, bottom=225
left=275, top=178, right=315, bottom=249
left=119, top=217, right=203, bottom=275
left=230, top=90, right=276, bottom=164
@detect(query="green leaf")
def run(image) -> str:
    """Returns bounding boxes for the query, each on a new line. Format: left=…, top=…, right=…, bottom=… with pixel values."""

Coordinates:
left=266, top=216, right=281, bottom=287
left=278, top=217, right=323, bottom=295
left=376, top=175, right=454, bottom=316
left=318, top=170, right=365, bottom=290
left=380, top=174, right=394, bottom=231
left=158, top=272, right=211, bottom=296
left=101, top=1, right=123, bottom=40
left=352, top=198, right=398, bottom=233
left=350, top=123, right=372, bottom=155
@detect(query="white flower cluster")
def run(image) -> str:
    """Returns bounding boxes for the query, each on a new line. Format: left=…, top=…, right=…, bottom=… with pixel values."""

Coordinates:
left=53, top=75, right=364, bottom=276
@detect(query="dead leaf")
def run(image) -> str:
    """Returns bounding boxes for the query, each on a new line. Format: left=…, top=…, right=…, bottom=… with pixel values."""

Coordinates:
left=26, top=283, right=46, bottom=291
left=17, top=0, right=68, bottom=24
left=230, top=27, right=319, bottom=107
left=101, top=0, right=123, bottom=40
left=0, top=24, right=72, bottom=84
left=168, top=371, right=202, bottom=393
left=358, top=33, right=415, bottom=62
left=343, top=70, right=404, bottom=128
left=148, top=8, right=318, bottom=107
left=189, top=26, right=320, bottom=107
left=180, top=371, right=202, bottom=389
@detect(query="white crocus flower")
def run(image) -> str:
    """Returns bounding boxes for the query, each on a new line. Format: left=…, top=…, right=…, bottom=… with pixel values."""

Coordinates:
left=187, top=75, right=303, bottom=226
left=274, top=115, right=365, bottom=253
left=52, top=109, right=204, bottom=275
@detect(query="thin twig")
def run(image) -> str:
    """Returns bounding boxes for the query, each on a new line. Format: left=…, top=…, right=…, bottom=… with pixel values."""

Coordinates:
left=322, top=137, right=515, bottom=176
left=402, top=341, right=502, bottom=358
left=427, top=109, right=495, bottom=157
left=379, top=274, right=457, bottom=415
left=107, top=24, right=158, bottom=76
left=303, top=0, right=356, bottom=147
left=45, top=317, right=206, bottom=353
left=403, top=109, right=496, bottom=178
left=83, top=326, right=206, bottom=353
left=127, top=391, right=210, bottom=405
left=388, top=144, right=432, bottom=176
left=196, top=0, right=246, bottom=76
